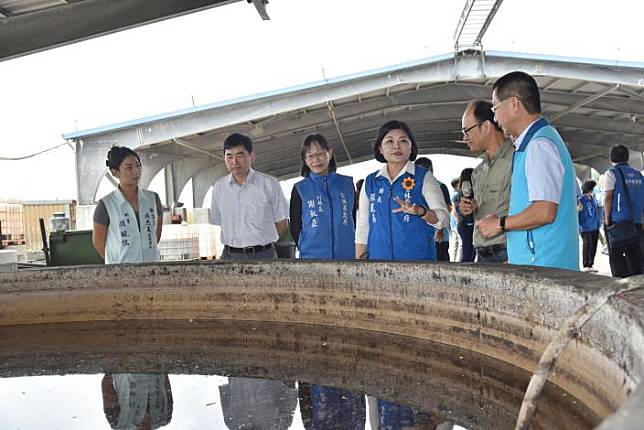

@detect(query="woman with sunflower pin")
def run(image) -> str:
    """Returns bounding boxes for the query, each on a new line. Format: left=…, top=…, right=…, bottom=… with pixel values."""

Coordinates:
left=290, top=133, right=356, bottom=259
left=355, top=120, right=449, bottom=260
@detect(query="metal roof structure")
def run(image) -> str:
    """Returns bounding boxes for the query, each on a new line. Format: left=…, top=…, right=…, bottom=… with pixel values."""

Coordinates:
left=0, top=0, right=269, bottom=62
left=64, top=50, right=644, bottom=206
left=454, top=0, right=504, bottom=50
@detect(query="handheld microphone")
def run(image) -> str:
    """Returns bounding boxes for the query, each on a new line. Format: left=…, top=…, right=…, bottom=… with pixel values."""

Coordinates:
left=461, top=180, right=473, bottom=199
left=460, top=180, right=474, bottom=225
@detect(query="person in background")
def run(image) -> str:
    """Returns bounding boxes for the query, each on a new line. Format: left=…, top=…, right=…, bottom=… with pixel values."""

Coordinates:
left=355, top=120, right=448, bottom=260
left=354, top=178, right=365, bottom=221
left=477, top=71, right=579, bottom=270
left=93, top=146, right=163, bottom=264
left=210, top=133, right=289, bottom=260
left=290, top=133, right=355, bottom=259
left=450, top=177, right=461, bottom=262
left=600, top=144, right=644, bottom=277
left=457, top=168, right=476, bottom=262
left=593, top=176, right=609, bottom=255
left=415, top=157, right=452, bottom=261
left=459, top=100, right=513, bottom=263
left=578, top=180, right=601, bottom=272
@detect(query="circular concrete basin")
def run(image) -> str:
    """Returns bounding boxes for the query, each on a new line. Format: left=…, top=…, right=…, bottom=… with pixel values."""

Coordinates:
left=0, top=261, right=643, bottom=429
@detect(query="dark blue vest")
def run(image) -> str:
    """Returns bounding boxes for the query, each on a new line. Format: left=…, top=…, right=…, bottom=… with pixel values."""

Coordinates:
left=365, top=165, right=436, bottom=260
left=295, top=172, right=355, bottom=259
left=578, top=194, right=600, bottom=232
left=609, top=163, right=644, bottom=225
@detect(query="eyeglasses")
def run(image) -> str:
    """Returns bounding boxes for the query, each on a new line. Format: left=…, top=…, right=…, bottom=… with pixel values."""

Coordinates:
left=381, top=138, right=411, bottom=147
left=304, top=152, right=328, bottom=161
left=461, top=123, right=481, bottom=136
left=490, top=97, right=515, bottom=113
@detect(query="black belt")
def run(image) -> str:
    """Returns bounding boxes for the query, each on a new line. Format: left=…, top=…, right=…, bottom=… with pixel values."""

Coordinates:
left=225, top=243, right=274, bottom=254
left=476, top=244, right=506, bottom=257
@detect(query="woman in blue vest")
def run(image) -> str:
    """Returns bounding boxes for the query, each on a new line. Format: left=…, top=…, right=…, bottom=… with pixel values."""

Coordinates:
left=578, top=180, right=601, bottom=272
left=290, top=134, right=365, bottom=426
left=92, top=146, right=163, bottom=264
left=290, top=133, right=355, bottom=259
left=355, top=120, right=448, bottom=260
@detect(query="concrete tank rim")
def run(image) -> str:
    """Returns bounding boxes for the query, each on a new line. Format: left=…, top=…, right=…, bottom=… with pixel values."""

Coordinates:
left=1, top=260, right=643, bottom=430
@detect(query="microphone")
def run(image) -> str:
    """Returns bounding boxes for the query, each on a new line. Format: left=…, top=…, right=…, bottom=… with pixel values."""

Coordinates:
left=461, top=180, right=473, bottom=199
left=460, top=180, right=474, bottom=225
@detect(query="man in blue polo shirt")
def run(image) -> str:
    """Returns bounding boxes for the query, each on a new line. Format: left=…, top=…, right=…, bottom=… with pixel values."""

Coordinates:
left=477, top=71, right=579, bottom=270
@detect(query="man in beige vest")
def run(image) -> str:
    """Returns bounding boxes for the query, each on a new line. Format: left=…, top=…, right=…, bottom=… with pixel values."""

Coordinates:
left=459, top=100, right=513, bottom=263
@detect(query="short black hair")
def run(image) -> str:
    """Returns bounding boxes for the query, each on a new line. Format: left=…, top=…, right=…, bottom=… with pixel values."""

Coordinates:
left=609, top=144, right=629, bottom=163
left=373, top=120, right=418, bottom=163
left=581, top=180, right=597, bottom=194
left=460, top=167, right=473, bottom=183
left=223, top=133, right=253, bottom=154
left=492, top=71, right=541, bottom=115
left=300, top=133, right=337, bottom=177
left=106, top=145, right=140, bottom=170
left=415, top=157, right=433, bottom=172
left=467, top=100, right=503, bottom=133
left=355, top=178, right=365, bottom=195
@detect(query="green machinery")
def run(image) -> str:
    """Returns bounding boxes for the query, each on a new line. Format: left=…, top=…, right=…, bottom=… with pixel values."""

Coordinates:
left=46, top=229, right=103, bottom=266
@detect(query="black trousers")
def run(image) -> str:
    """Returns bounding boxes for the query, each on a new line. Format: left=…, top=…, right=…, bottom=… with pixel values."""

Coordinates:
left=580, top=230, right=599, bottom=268
left=435, top=241, right=450, bottom=262
left=457, top=220, right=475, bottom=262
left=607, top=228, right=643, bottom=278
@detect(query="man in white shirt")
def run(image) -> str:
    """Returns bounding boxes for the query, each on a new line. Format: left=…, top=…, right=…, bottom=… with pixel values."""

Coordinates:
left=210, top=133, right=289, bottom=260
left=477, top=71, right=579, bottom=270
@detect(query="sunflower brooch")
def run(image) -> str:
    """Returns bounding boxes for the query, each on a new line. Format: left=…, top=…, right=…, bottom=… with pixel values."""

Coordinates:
left=402, top=177, right=415, bottom=191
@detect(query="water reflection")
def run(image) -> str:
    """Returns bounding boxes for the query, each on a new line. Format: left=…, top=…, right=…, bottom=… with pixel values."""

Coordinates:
left=102, top=374, right=173, bottom=430
left=299, top=383, right=366, bottom=429
left=375, top=399, right=437, bottom=430
left=220, top=377, right=297, bottom=429
left=0, top=319, right=600, bottom=429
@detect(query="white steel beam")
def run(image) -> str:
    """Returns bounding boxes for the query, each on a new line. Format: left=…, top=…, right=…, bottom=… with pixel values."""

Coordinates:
left=454, top=0, right=504, bottom=50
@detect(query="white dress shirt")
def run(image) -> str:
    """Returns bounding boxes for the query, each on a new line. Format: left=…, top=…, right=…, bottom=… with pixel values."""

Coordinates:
left=514, top=118, right=565, bottom=204
left=210, top=168, right=289, bottom=247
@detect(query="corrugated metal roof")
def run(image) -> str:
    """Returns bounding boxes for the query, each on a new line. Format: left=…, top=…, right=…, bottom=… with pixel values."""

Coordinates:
left=0, top=0, right=243, bottom=61
left=0, top=0, right=69, bottom=17
left=66, top=50, right=644, bottom=205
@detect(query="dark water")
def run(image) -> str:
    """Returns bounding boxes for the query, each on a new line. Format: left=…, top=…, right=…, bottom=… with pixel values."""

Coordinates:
left=0, top=320, right=600, bottom=430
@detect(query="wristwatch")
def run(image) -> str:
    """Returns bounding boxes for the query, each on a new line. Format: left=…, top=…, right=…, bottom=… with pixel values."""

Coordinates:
left=417, top=205, right=428, bottom=218
left=499, top=216, right=507, bottom=232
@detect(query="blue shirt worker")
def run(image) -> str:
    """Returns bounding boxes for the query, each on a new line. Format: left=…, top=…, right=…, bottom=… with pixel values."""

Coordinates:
left=477, top=71, right=579, bottom=270
left=93, top=146, right=163, bottom=264
left=355, top=120, right=448, bottom=260
left=578, top=180, right=601, bottom=272
left=290, top=133, right=355, bottom=259
left=600, top=144, right=644, bottom=277
left=210, top=133, right=289, bottom=260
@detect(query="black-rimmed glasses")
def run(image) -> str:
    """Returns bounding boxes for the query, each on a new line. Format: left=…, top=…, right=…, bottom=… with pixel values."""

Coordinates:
left=461, top=123, right=481, bottom=136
